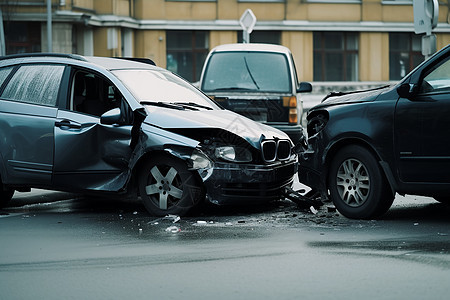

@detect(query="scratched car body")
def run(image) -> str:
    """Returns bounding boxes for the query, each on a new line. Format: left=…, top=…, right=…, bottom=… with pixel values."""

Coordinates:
left=0, top=54, right=297, bottom=216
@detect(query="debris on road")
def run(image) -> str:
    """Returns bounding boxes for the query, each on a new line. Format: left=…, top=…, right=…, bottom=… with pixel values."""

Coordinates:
left=165, top=226, right=181, bottom=233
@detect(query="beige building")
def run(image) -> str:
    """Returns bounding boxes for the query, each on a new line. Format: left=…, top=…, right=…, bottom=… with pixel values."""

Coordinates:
left=1, top=0, right=450, bottom=84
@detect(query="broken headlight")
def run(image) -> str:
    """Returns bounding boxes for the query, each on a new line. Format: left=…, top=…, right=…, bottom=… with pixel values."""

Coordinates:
left=215, top=146, right=252, bottom=163
left=190, top=148, right=213, bottom=170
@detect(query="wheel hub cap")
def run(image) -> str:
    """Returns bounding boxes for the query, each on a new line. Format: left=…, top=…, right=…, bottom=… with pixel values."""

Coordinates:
left=336, top=158, right=370, bottom=207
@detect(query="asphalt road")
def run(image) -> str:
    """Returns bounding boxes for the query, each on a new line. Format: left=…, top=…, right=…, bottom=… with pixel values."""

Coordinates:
left=0, top=182, right=449, bottom=300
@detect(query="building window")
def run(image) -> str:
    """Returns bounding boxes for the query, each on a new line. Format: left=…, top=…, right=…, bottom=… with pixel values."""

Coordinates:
left=166, top=31, right=209, bottom=82
left=313, top=32, right=359, bottom=81
left=4, top=21, right=41, bottom=54
left=389, top=33, right=423, bottom=80
left=237, top=31, right=281, bottom=44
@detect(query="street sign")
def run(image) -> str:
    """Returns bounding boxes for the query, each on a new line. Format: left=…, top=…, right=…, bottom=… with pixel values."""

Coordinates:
left=239, top=9, right=257, bottom=43
left=413, top=0, right=438, bottom=35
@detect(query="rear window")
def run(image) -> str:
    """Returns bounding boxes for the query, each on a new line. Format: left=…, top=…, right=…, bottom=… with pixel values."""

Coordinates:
left=201, top=51, right=292, bottom=93
left=1, top=64, right=64, bottom=106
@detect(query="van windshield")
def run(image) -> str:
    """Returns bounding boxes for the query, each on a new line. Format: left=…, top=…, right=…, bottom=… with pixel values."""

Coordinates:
left=201, top=51, right=292, bottom=93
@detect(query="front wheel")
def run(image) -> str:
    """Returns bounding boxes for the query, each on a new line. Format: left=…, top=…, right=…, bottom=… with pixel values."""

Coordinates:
left=138, top=154, right=204, bottom=216
left=328, top=145, right=394, bottom=219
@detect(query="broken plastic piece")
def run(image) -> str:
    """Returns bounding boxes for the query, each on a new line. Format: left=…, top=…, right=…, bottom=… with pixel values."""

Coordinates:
left=310, top=206, right=318, bottom=214
left=164, top=214, right=181, bottom=223
left=283, top=186, right=323, bottom=208
left=165, top=226, right=181, bottom=233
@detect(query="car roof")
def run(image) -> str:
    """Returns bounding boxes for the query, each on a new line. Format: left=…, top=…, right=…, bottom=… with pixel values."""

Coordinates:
left=0, top=53, right=159, bottom=71
left=84, top=56, right=157, bottom=71
left=209, top=43, right=292, bottom=55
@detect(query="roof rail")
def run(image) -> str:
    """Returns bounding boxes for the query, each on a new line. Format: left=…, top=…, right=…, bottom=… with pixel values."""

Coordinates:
left=0, top=53, right=88, bottom=61
left=113, top=57, right=156, bottom=66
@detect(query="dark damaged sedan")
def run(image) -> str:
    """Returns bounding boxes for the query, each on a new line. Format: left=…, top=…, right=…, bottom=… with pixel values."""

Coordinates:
left=299, top=44, right=450, bottom=219
left=0, top=54, right=297, bottom=216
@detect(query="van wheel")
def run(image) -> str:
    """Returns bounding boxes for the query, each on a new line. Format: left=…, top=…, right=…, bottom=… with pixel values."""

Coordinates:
left=0, top=181, right=14, bottom=208
left=138, top=154, right=204, bottom=216
left=328, top=145, right=394, bottom=219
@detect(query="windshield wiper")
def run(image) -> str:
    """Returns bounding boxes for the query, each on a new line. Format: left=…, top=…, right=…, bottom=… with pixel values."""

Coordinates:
left=209, top=87, right=257, bottom=92
left=243, top=57, right=260, bottom=90
left=141, top=101, right=185, bottom=110
left=174, top=102, right=213, bottom=110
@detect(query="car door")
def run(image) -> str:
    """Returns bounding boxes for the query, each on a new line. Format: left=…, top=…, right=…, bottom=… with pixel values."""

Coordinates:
left=0, top=63, right=64, bottom=185
left=52, top=68, right=134, bottom=192
left=395, top=55, right=450, bottom=183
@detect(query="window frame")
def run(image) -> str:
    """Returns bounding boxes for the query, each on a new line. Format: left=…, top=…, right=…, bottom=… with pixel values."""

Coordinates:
left=313, top=31, right=359, bottom=81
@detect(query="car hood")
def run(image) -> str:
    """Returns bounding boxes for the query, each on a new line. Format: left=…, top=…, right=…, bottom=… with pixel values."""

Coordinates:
left=143, top=106, right=290, bottom=148
left=314, top=86, right=390, bottom=109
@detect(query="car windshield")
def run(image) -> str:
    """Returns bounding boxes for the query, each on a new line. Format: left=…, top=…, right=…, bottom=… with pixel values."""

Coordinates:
left=112, top=69, right=218, bottom=109
left=201, top=51, right=292, bottom=93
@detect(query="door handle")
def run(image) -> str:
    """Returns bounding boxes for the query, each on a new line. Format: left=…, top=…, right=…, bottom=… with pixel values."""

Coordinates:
left=55, top=119, right=82, bottom=129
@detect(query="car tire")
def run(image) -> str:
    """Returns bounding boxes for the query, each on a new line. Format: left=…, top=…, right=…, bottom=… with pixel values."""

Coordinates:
left=0, top=180, right=14, bottom=208
left=138, top=154, right=204, bottom=216
left=328, top=145, right=394, bottom=219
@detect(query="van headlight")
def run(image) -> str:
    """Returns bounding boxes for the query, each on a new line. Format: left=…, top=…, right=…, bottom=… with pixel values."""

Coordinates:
left=215, top=146, right=252, bottom=163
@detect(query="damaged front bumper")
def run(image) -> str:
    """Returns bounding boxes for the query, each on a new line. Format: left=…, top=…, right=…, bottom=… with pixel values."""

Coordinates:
left=203, top=159, right=297, bottom=205
left=297, top=136, right=327, bottom=195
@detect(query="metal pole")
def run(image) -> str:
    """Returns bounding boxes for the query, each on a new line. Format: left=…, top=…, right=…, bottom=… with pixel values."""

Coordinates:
left=0, top=7, right=5, bottom=56
left=243, top=31, right=250, bottom=44
left=47, top=0, right=52, bottom=52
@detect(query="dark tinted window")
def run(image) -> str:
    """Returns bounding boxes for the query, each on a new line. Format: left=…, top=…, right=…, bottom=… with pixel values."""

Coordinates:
left=237, top=31, right=281, bottom=44
left=313, top=32, right=359, bottom=81
left=389, top=33, right=423, bottom=80
left=202, top=51, right=291, bottom=93
left=1, top=64, right=64, bottom=106
left=166, top=30, right=209, bottom=82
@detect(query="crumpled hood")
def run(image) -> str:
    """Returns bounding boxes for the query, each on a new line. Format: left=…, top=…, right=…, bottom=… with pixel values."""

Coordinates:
left=314, top=86, right=390, bottom=109
left=143, top=106, right=290, bottom=148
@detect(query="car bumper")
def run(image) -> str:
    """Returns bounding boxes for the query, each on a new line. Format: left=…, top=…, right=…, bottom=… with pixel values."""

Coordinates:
left=204, top=159, right=297, bottom=205
left=297, top=147, right=326, bottom=192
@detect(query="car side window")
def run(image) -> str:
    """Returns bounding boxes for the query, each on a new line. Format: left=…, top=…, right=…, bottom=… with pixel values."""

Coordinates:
left=70, top=70, right=122, bottom=117
left=0, top=66, right=14, bottom=88
left=419, top=58, right=450, bottom=94
left=1, top=64, right=64, bottom=106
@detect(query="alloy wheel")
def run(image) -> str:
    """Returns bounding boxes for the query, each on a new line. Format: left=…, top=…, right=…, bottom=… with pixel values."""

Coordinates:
left=336, top=158, right=370, bottom=207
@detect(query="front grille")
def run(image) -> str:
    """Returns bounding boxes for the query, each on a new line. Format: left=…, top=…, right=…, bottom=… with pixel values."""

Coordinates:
left=261, top=140, right=277, bottom=162
left=277, top=140, right=291, bottom=160
left=261, top=139, right=292, bottom=162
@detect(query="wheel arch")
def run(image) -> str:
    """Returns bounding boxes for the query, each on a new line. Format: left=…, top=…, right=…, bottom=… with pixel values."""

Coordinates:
left=128, top=145, right=203, bottom=195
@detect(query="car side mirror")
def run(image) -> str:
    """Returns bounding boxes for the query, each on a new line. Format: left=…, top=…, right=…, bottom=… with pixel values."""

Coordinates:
left=100, top=108, right=122, bottom=125
left=397, top=83, right=415, bottom=99
left=298, top=82, right=312, bottom=93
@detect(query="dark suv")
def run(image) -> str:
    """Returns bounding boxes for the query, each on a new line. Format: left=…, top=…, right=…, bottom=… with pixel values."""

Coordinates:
left=0, top=54, right=297, bottom=216
left=299, top=44, right=450, bottom=219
